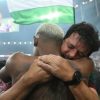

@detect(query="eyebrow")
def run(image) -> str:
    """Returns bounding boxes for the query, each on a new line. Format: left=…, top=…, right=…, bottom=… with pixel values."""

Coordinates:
left=68, top=44, right=75, bottom=49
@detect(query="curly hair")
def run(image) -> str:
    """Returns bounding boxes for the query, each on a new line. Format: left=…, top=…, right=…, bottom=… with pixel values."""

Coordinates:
left=64, top=22, right=100, bottom=56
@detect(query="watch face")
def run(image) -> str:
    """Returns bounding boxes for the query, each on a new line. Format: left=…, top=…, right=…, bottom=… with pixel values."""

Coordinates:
left=73, top=71, right=82, bottom=84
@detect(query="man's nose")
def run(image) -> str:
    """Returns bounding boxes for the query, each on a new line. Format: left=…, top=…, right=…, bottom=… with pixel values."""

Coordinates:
left=69, top=49, right=77, bottom=58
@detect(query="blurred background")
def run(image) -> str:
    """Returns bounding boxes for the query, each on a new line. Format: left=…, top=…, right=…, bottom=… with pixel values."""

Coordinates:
left=0, top=0, right=100, bottom=95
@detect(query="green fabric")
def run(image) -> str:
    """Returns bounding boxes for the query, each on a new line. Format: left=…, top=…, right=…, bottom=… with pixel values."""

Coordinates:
left=10, top=6, right=74, bottom=24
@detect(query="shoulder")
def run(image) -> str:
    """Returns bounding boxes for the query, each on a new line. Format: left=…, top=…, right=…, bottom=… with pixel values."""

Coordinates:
left=73, top=57, right=94, bottom=71
left=71, top=57, right=94, bottom=83
left=7, top=52, right=25, bottom=62
left=5, top=52, right=27, bottom=75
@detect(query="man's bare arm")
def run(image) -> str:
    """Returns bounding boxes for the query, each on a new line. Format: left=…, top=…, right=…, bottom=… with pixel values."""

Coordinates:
left=38, top=54, right=99, bottom=100
left=0, top=59, right=50, bottom=100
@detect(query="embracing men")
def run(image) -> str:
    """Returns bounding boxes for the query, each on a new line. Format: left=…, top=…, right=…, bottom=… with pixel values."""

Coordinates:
left=0, top=22, right=99, bottom=100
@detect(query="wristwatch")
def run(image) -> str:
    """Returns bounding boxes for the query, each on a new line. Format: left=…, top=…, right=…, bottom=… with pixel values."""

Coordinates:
left=65, top=70, right=82, bottom=85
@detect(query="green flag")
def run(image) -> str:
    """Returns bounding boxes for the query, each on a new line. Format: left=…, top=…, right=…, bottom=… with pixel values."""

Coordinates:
left=7, top=0, right=74, bottom=24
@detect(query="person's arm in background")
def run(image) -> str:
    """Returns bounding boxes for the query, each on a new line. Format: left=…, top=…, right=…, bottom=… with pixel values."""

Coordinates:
left=38, top=54, right=99, bottom=100
left=0, top=59, right=50, bottom=100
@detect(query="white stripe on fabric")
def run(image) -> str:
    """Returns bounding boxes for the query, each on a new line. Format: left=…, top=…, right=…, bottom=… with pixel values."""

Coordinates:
left=7, top=0, right=73, bottom=12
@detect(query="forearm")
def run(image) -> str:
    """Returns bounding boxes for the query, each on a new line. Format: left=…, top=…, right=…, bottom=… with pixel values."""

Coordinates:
left=69, top=81, right=99, bottom=100
left=37, top=55, right=99, bottom=100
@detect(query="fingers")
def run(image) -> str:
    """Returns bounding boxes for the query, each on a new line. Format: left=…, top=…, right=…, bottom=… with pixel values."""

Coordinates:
left=37, top=60, right=53, bottom=73
left=38, top=54, right=61, bottom=65
left=38, top=55, right=50, bottom=64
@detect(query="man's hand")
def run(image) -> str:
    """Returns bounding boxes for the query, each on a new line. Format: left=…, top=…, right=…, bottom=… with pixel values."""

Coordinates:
left=24, top=58, right=51, bottom=85
left=38, top=54, right=75, bottom=82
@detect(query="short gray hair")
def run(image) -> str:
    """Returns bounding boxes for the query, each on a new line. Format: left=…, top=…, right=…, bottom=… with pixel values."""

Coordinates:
left=35, top=23, right=64, bottom=45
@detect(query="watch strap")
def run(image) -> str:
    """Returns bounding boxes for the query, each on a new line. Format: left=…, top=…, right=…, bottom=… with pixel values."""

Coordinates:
left=65, top=70, right=82, bottom=85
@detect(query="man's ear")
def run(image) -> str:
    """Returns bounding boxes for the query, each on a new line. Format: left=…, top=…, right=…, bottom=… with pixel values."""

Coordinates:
left=34, top=37, right=38, bottom=46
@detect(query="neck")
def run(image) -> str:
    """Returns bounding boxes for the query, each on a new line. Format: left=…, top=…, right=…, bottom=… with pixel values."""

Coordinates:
left=33, top=45, right=60, bottom=56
